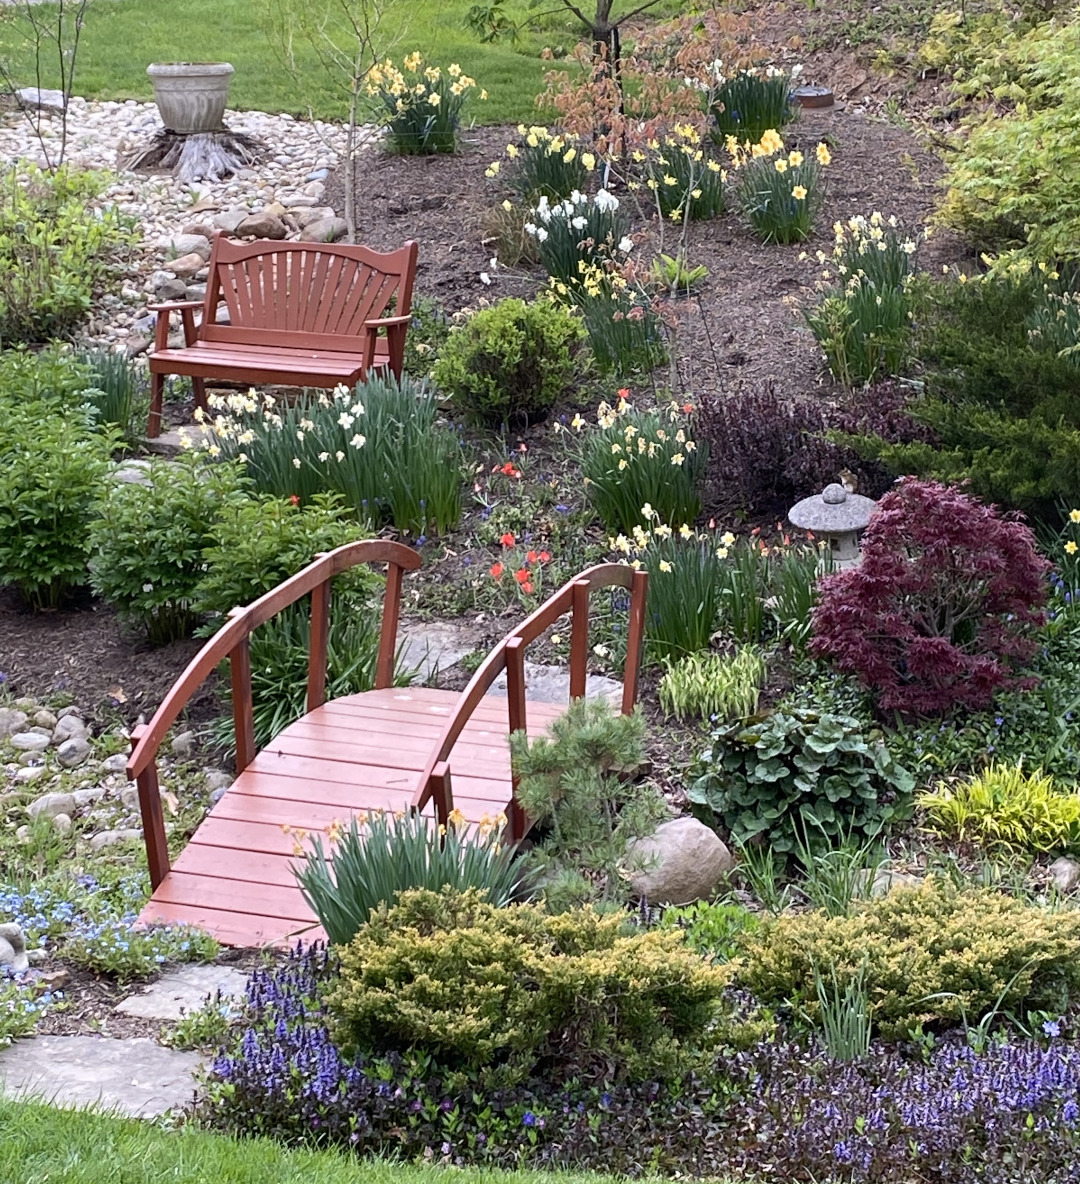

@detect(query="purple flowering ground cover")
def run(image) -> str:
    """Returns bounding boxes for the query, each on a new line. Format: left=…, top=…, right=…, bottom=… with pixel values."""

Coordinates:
left=200, top=944, right=1080, bottom=1183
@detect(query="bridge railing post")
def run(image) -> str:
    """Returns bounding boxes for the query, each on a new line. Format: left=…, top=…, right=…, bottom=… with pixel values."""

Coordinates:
left=504, top=636, right=528, bottom=842
left=129, top=726, right=170, bottom=890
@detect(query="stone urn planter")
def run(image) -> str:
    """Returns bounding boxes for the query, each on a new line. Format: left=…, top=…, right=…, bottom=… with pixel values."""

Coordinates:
left=146, top=62, right=234, bottom=134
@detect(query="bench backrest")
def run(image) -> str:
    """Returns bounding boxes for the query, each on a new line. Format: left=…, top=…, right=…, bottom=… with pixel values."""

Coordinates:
left=199, top=233, right=418, bottom=353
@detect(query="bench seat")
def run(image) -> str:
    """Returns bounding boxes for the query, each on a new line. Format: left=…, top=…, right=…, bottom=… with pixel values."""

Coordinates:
left=148, top=340, right=392, bottom=388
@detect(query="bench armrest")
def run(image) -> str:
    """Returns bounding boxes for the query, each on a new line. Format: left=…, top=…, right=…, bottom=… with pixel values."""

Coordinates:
left=364, top=314, right=413, bottom=328
left=147, top=300, right=204, bottom=313
left=150, top=301, right=202, bottom=350
left=364, top=315, right=413, bottom=378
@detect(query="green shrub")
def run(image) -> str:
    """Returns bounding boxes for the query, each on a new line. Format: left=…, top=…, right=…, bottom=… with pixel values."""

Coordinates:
left=88, top=457, right=246, bottom=644
left=843, top=275, right=1080, bottom=521
left=936, top=15, right=1080, bottom=264
left=689, top=710, right=915, bottom=856
left=432, top=298, right=585, bottom=428
left=202, top=375, right=462, bottom=536
left=0, top=163, right=131, bottom=346
left=0, top=409, right=115, bottom=610
left=919, top=763, right=1080, bottom=854
left=368, top=54, right=480, bottom=155
left=658, top=647, right=766, bottom=724
left=579, top=398, right=704, bottom=534
left=296, top=811, right=522, bottom=946
left=0, top=345, right=98, bottom=414
left=660, top=899, right=762, bottom=960
left=738, top=878, right=1080, bottom=1040
left=328, top=887, right=733, bottom=1083
left=730, top=133, right=829, bottom=245
left=510, top=698, right=666, bottom=912
left=194, top=492, right=376, bottom=620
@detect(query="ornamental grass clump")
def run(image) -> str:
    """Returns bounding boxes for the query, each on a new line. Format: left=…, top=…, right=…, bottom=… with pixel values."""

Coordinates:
left=199, top=375, right=462, bottom=536
left=367, top=54, right=483, bottom=155
left=919, top=763, right=1080, bottom=854
left=328, top=886, right=732, bottom=1083
left=578, top=395, right=704, bottom=533
left=738, top=877, right=1080, bottom=1041
left=710, top=64, right=797, bottom=143
left=658, top=647, right=767, bottom=723
left=296, top=811, right=522, bottom=946
left=729, top=130, right=830, bottom=244
left=811, top=477, right=1050, bottom=715
left=487, top=124, right=596, bottom=201
left=805, top=213, right=919, bottom=387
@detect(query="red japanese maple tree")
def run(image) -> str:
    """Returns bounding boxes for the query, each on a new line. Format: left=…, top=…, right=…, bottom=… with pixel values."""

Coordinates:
left=811, top=478, right=1049, bottom=716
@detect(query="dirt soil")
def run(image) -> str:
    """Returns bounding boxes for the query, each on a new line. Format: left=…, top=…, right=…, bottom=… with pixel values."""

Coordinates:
left=0, top=588, right=217, bottom=730
left=329, top=108, right=967, bottom=407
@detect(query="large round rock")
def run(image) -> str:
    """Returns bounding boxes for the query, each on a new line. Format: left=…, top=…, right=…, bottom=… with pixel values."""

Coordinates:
left=627, top=817, right=734, bottom=905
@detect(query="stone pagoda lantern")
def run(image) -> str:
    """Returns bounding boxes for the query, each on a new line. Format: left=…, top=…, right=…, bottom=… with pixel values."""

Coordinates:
left=788, top=483, right=877, bottom=569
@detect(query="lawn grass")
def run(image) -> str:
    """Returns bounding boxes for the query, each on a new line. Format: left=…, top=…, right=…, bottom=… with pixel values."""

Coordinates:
left=0, top=1097, right=677, bottom=1183
left=0, top=0, right=579, bottom=124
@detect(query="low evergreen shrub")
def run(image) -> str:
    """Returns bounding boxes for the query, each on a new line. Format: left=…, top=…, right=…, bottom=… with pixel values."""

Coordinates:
left=432, top=298, right=586, bottom=428
left=328, top=887, right=732, bottom=1083
left=738, top=878, right=1080, bottom=1040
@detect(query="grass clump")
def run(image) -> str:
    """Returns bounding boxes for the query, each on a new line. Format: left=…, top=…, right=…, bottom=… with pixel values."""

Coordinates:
left=658, top=647, right=766, bottom=724
left=919, top=763, right=1080, bottom=854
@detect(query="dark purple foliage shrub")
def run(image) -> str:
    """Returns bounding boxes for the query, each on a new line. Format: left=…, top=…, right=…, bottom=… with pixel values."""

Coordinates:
left=812, top=478, right=1049, bottom=715
left=697, top=380, right=931, bottom=519
left=202, top=945, right=1080, bottom=1182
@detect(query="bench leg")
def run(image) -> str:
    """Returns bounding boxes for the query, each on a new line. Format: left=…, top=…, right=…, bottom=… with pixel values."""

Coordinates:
left=191, top=376, right=208, bottom=418
left=148, top=372, right=164, bottom=438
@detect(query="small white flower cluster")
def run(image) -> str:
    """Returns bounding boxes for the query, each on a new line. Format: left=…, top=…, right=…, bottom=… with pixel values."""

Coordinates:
left=523, top=190, right=631, bottom=253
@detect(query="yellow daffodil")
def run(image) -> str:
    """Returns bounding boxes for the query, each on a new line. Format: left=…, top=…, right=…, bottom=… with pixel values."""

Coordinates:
left=1071, top=509, right=1080, bottom=523
left=658, top=559, right=673, bottom=573
left=1067, top=541, right=1078, bottom=555
left=792, top=185, right=807, bottom=200
left=816, top=142, right=832, bottom=165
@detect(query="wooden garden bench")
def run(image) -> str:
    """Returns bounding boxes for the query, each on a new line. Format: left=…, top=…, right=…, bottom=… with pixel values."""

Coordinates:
left=126, top=543, right=648, bottom=947
left=145, top=233, right=419, bottom=437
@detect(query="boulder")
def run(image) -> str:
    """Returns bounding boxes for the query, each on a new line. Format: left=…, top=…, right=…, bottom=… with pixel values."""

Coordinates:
left=627, top=817, right=734, bottom=905
left=171, top=730, right=197, bottom=759
left=16, top=87, right=65, bottom=112
left=300, top=216, right=348, bottom=244
left=9, top=732, right=50, bottom=753
left=0, top=923, right=29, bottom=973
left=101, top=753, right=130, bottom=774
left=155, top=277, right=188, bottom=303
left=294, top=205, right=336, bottom=229
left=52, top=714, right=89, bottom=746
left=236, top=211, right=287, bottom=240
left=52, top=813, right=73, bottom=835
left=89, top=828, right=142, bottom=852
left=1050, top=856, right=1080, bottom=894
left=57, top=706, right=84, bottom=721
left=213, top=208, right=250, bottom=234
left=57, top=737, right=92, bottom=769
left=180, top=221, right=215, bottom=239
left=0, top=708, right=28, bottom=741
left=13, top=766, right=45, bottom=785
left=32, top=709, right=58, bottom=730
left=27, top=791, right=76, bottom=820
left=168, top=251, right=206, bottom=280
left=157, top=233, right=211, bottom=260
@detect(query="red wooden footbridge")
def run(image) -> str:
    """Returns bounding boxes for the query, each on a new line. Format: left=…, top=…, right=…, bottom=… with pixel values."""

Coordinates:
left=127, top=541, right=647, bottom=948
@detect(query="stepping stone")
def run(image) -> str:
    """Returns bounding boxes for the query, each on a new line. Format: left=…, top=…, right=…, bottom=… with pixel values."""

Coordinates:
left=115, top=963, right=250, bottom=1021
left=399, top=621, right=477, bottom=681
left=0, top=1035, right=202, bottom=1118
left=490, top=661, right=622, bottom=705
